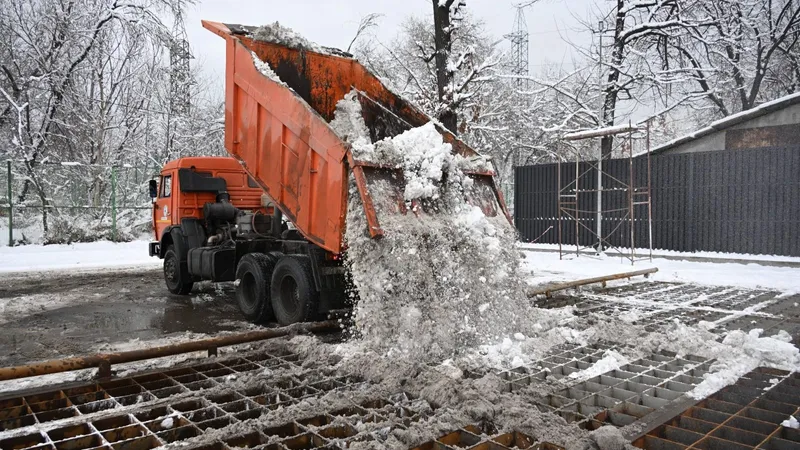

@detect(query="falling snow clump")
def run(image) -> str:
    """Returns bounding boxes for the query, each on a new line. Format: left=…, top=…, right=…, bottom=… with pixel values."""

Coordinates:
left=330, top=92, right=535, bottom=360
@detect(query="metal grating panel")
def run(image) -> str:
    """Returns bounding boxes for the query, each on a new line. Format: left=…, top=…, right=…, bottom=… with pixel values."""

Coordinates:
left=1, top=281, right=796, bottom=450
left=497, top=343, right=712, bottom=429
left=409, top=425, right=565, bottom=449
left=0, top=350, right=309, bottom=433
left=536, top=282, right=800, bottom=343
left=0, top=348, right=438, bottom=450
left=633, top=369, right=800, bottom=449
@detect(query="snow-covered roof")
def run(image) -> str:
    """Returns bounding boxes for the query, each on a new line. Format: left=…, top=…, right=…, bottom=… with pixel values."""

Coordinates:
left=650, top=92, right=800, bottom=155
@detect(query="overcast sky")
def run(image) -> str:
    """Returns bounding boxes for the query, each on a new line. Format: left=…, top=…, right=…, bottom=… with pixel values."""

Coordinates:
left=184, top=0, right=597, bottom=87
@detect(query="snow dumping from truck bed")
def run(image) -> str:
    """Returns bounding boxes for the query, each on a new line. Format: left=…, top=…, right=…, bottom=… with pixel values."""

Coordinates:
left=331, top=91, right=539, bottom=360
left=250, top=51, right=285, bottom=85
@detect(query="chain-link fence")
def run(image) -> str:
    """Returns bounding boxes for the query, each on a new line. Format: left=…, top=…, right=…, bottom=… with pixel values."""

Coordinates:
left=1, top=160, right=160, bottom=246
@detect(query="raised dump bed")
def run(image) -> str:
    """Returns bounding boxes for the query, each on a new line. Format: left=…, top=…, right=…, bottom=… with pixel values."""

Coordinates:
left=201, top=20, right=510, bottom=254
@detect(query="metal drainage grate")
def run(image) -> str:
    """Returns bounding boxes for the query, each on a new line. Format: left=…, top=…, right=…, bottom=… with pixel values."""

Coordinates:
left=498, top=343, right=712, bottom=429
left=573, top=282, right=800, bottom=342
left=633, top=368, right=800, bottom=449
left=0, top=392, right=430, bottom=450
left=0, top=346, right=444, bottom=450
left=408, top=425, right=565, bottom=450
left=0, top=349, right=310, bottom=433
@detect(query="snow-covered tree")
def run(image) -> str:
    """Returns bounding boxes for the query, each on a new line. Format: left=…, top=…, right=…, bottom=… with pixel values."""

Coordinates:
left=662, top=0, right=800, bottom=117
left=357, top=3, right=502, bottom=136
left=0, top=0, right=221, bottom=242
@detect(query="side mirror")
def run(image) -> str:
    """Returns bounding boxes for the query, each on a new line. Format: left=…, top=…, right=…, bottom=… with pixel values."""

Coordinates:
left=148, top=179, right=158, bottom=200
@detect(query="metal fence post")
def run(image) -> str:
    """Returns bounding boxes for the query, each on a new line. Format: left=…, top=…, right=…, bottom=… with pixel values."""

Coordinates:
left=6, top=161, right=12, bottom=246
left=111, top=166, right=117, bottom=241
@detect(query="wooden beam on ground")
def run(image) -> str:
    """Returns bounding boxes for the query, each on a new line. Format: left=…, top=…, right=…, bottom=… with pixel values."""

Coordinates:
left=528, top=267, right=658, bottom=298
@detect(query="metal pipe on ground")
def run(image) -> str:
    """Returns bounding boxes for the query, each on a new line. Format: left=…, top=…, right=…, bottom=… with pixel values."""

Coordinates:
left=528, top=267, right=658, bottom=298
left=0, top=320, right=341, bottom=382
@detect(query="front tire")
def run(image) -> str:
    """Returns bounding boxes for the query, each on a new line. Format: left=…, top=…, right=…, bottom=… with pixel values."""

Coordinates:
left=164, top=247, right=193, bottom=295
left=235, top=253, right=278, bottom=323
left=270, top=256, right=319, bottom=326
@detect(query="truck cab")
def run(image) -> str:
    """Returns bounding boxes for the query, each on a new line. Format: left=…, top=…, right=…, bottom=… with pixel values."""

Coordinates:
left=149, top=157, right=266, bottom=254
left=149, top=157, right=347, bottom=326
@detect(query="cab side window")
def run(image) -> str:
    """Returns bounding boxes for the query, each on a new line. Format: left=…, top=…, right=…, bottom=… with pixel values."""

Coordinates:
left=161, top=175, right=173, bottom=198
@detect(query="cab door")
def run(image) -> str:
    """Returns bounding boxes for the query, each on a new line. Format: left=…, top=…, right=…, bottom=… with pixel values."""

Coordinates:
left=154, top=172, right=175, bottom=240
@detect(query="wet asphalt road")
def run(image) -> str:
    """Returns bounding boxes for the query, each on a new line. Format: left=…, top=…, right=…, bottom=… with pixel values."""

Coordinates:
left=0, top=268, right=254, bottom=367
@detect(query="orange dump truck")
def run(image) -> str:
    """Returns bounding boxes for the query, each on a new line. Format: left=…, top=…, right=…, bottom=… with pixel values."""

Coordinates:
left=148, top=21, right=510, bottom=325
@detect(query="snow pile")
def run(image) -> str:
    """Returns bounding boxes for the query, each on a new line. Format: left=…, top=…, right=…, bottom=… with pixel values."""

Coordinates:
left=344, top=180, right=532, bottom=360
left=783, top=415, right=800, bottom=429
left=689, top=329, right=800, bottom=399
left=567, top=350, right=628, bottom=381
left=160, top=416, right=175, bottom=429
left=381, top=123, right=454, bottom=201
left=328, top=91, right=372, bottom=151
left=476, top=337, right=532, bottom=369
left=250, top=51, right=285, bottom=85
left=286, top=336, right=588, bottom=448
left=0, top=240, right=160, bottom=274
left=330, top=90, right=493, bottom=175
left=251, top=22, right=322, bottom=53
left=331, top=94, right=535, bottom=360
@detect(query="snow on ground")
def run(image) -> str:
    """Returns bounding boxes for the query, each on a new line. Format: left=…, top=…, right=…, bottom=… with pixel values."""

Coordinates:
left=521, top=249, right=800, bottom=294
left=687, top=328, right=799, bottom=399
left=0, top=240, right=160, bottom=274
left=520, top=242, right=800, bottom=264
left=0, top=223, right=43, bottom=247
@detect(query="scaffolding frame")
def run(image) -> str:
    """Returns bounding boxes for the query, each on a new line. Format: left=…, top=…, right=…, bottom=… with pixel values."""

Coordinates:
left=557, top=121, right=653, bottom=264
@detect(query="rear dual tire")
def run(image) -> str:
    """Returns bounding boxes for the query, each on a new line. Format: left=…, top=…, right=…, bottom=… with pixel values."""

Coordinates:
left=270, top=256, right=319, bottom=326
left=235, top=254, right=319, bottom=326
left=236, top=253, right=279, bottom=323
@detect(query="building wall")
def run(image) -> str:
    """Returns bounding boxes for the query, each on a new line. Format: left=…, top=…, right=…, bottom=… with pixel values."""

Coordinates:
left=665, top=133, right=725, bottom=155
left=730, top=102, right=800, bottom=129
left=661, top=102, right=800, bottom=155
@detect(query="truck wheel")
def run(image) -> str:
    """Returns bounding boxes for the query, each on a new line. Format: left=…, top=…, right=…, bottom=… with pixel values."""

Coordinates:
left=236, top=253, right=278, bottom=323
left=270, top=256, right=319, bottom=326
left=164, top=247, right=193, bottom=295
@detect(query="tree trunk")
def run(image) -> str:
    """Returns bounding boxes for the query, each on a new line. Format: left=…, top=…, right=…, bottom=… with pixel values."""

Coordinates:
left=24, top=166, right=49, bottom=235
left=38, top=187, right=48, bottom=236
left=432, top=0, right=458, bottom=134
left=599, top=0, right=627, bottom=159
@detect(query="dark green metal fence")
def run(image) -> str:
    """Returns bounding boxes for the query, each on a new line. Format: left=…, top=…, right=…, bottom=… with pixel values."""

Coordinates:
left=515, top=146, right=800, bottom=257
left=1, top=161, right=157, bottom=246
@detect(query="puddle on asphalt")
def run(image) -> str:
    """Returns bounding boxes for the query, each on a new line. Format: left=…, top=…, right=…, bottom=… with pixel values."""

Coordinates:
left=6, top=283, right=251, bottom=341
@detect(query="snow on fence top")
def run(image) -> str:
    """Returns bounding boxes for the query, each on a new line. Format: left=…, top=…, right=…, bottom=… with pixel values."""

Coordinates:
left=562, top=123, right=640, bottom=141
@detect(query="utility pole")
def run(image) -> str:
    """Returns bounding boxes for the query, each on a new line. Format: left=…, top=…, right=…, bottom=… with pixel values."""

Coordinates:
left=596, top=20, right=605, bottom=253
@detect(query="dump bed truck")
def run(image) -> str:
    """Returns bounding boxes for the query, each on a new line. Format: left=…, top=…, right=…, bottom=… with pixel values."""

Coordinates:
left=149, top=21, right=511, bottom=325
